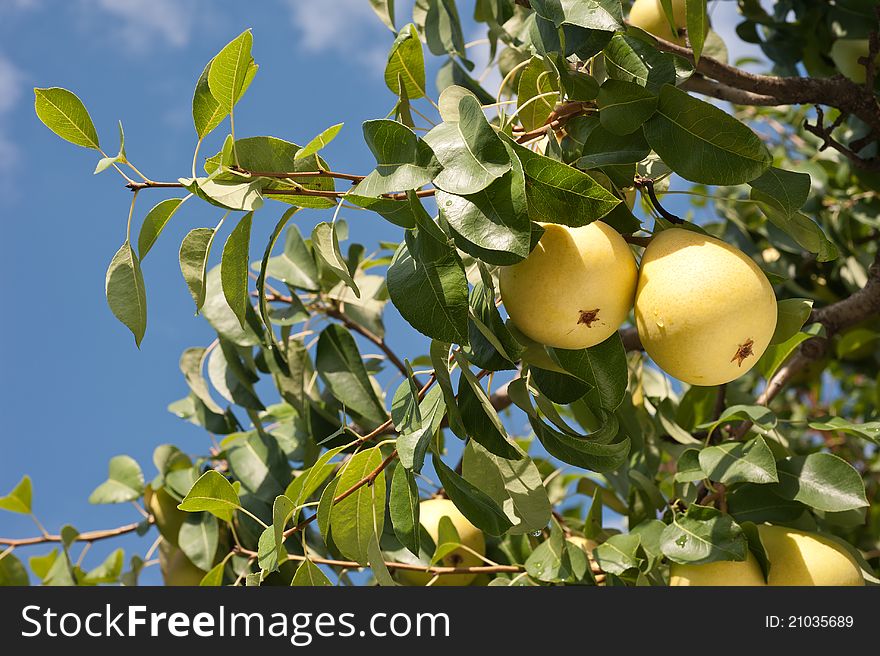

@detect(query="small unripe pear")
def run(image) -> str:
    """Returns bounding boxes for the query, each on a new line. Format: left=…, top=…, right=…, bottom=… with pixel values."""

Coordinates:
left=398, top=499, right=486, bottom=587
left=158, top=539, right=207, bottom=586
left=669, top=551, right=766, bottom=586
left=830, top=39, right=878, bottom=84
left=500, top=221, right=638, bottom=350
left=634, top=228, right=777, bottom=386
left=758, top=525, right=864, bottom=586
left=629, top=0, right=688, bottom=45
left=145, top=486, right=186, bottom=547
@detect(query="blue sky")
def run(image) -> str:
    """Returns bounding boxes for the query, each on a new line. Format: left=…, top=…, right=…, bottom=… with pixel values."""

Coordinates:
left=0, top=0, right=759, bottom=584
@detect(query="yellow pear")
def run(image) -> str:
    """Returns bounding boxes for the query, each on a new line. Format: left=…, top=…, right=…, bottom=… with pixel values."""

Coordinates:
left=499, top=221, right=638, bottom=350
left=634, top=228, right=777, bottom=386
left=398, top=498, right=486, bottom=587
left=629, top=0, right=687, bottom=45
left=758, top=525, right=864, bottom=586
left=158, top=539, right=207, bottom=586
left=669, top=551, right=766, bottom=586
left=830, top=39, right=878, bottom=84
left=145, top=485, right=186, bottom=547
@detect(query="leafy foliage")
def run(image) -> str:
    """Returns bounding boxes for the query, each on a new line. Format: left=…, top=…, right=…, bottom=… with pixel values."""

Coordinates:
left=12, top=0, right=880, bottom=588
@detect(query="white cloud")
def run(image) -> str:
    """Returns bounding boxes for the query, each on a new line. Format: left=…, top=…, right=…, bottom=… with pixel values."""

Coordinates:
left=285, top=0, right=391, bottom=73
left=79, top=0, right=199, bottom=53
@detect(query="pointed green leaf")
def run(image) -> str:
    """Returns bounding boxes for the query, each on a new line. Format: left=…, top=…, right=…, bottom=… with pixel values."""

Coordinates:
left=105, top=241, right=147, bottom=347
left=178, top=470, right=241, bottom=522
left=597, top=79, right=658, bottom=135
left=221, top=212, right=253, bottom=328
left=686, top=0, right=708, bottom=63
left=89, top=456, right=145, bottom=504
left=660, top=505, right=747, bottom=565
left=330, top=447, right=386, bottom=565
left=291, top=558, right=333, bottom=586
left=34, top=87, right=99, bottom=149
left=771, top=453, right=868, bottom=512
left=390, top=464, right=420, bottom=555
left=644, top=84, right=771, bottom=185
left=385, top=24, right=425, bottom=99
left=138, top=198, right=185, bottom=259
left=698, top=436, right=778, bottom=485
left=0, top=476, right=32, bottom=515
left=178, top=513, right=219, bottom=570
left=551, top=332, right=628, bottom=411
left=312, top=222, right=360, bottom=298
left=179, top=227, right=218, bottom=312
left=432, top=454, right=513, bottom=536
left=207, top=29, right=254, bottom=112
left=295, top=122, right=344, bottom=160
left=352, top=119, right=441, bottom=196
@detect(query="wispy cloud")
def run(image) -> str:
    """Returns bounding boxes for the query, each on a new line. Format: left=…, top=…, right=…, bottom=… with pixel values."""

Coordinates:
left=0, top=54, right=24, bottom=176
left=284, top=0, right=393, bottom=74
left=78, top=0, right=200, bottom=53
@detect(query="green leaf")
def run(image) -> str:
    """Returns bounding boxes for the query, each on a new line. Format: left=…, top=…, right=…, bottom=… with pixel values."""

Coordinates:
left=352, top=120, right=441, bottom=196
left=255, top=208, right=299, bottom=338
left=192, top=58, right=257, bottom=139
left=424, top=96, right=511, bottom=195
left=508, top=139, right=621, bottom=225
left=700, top=404, right=778, bottom=437
left=727, top=485, right=806, bottom=524
left=432, top=454, right=513, bottom=536
left=257, top=223, right=319, bottom=292
left=530, top=0, right=623, bottom=30
left=82, top=548, right=124, bottom=585
left=770, top=453, right=869, bottom=512
left=529, top=415, right=630, bottom=473
left=660, top=505, right=747, bottom=565
left=290, top=558, right=333, bottom=586
left=330, top=447, right=386, bottom=565
left=369, top=0, right=396, bottom=31
left=390, top=464, right=420, bottom=555
left=295, top=123, right=343, bottom=160
left=644, top=84, right=771, bottom=185
left=220, top=211, right=253, bottom=328
left=807, top=417, right=880, bottom=444
left=674, top=449, right=704, bottom=483
left=436, top=59, right=495, bottom=104
left=429, top=340, right=467, bottom=439
left=386, top=236, right=469, bottom=344
left=312, top=222, right=360, bottom=298
left=526, top=519, right=589, bottom=583
left=686, top=0, right=708, bottom=62
left=0, top=476, right=32, bottom=515
left=757, top=322, right=824, bottom=379
left=770, top=298, right=813, bottom=344
left=762, top=208, right=838, bottom=262
left=391, top=368, right=422, bottom=434
left=271, top=494, right=296, bottom=564
left=436, top=143, right=531, bottom=261
left=89, top=456, right=145, bottom=504
left=105, top=241, right=147, bottom=347
left=346, top=194, right=419, bottom=229
left=698, top=436, right=778, bottom=485
left=749, top=167, right=811, bottom=218
left=368, top=532, right=397, bottom=586
left=593, top=533, right=643, bottom=575
left=180, top=176, right=264, bottom=212
left=424, top=0, right=467, bottom=60
left=180, top=347, right=223, bottom=414
left=462, top=440, right=551, bottom=535
left=551, top=333, right=628, bottom=411
left=597, top=79, right=658, bottom=136
left=207, top=29, right=254, bottom=113
left=316, top=324, right=388, bottom=425
left=178, top=470, right=241, bottom=523
left=226, top=432, right=291, bottom=504
left=384, top=24, right=425, bottom=100
left=516, top=56, right=559, bottom=132
left=138, top=198, right=185, bottom=259
left=178, top=513, right=219, bottom=571
left=179, top=227, right=218, bottom=312
left=0, top=553, right=30, bottom=585
left=34, top=87, right=100, bottom=149
left=199, top=560, right=227, bottom=586
left=603, top=34, right=676, bottom=92
left=454, top=352, right=521, bottom=460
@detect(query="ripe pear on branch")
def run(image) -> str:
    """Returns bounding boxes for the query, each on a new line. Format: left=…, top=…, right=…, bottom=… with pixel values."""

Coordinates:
left=635, top=228, right=778, bottom=386
left=499, top=221, right=638, bottom=350
left=397, top=499, right=486, bottom=587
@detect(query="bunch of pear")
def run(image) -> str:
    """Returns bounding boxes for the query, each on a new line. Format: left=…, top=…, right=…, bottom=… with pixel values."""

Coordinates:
left=499, top=217, right=778, bottom=386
